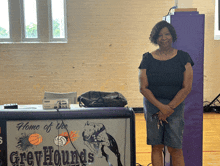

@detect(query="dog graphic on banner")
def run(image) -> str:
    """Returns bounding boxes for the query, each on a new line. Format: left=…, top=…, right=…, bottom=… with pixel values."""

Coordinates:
left=82, top=121, right=123, bottom=166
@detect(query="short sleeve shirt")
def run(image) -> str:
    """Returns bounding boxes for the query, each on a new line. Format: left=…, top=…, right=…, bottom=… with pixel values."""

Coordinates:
left=139, top=50, right=194, bottom=100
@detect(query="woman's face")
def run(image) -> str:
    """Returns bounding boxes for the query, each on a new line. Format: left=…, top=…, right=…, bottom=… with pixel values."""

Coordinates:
left=157, top=27, right=173, bottom=48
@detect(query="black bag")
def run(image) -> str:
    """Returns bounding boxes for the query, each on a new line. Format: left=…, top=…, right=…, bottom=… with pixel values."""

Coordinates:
left=77, top=91, right=127, bottom=107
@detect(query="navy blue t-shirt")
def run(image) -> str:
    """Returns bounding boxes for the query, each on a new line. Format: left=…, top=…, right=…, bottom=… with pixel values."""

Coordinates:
left=139, top=50, right=194, bottom=100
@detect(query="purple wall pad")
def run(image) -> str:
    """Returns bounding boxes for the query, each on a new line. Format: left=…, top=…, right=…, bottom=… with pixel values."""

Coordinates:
left=171, top=11, right=204, bottom=166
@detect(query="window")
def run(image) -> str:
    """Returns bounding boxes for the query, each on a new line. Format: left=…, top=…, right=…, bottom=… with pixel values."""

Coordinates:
left=51, top=0, right=65, bottom=38
left=0, top=0, right=67, bottom=43
left=23, top=0, right=38, bottom=38
left=215, top=0, right=220, bottom=40
left=0, top=0, right=10, bottom=39
left=49, top=0, right=67, bottom=42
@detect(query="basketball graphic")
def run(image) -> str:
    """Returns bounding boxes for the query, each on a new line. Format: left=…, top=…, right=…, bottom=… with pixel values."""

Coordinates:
left=54, top=136, right=67, bottom=146
left=28, top=133, right=43, bottom=145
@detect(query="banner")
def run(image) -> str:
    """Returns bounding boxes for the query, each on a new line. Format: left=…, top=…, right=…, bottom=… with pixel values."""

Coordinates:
left=5, top=118, right=130, bottom=166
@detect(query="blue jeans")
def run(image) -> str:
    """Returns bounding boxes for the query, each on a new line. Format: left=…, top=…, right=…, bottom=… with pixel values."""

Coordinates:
left=143, top=97, right=185, bottom=149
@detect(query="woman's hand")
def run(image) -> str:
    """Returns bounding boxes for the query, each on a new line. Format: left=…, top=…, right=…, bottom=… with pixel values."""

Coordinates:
left=157, top=111, right=167, bottom=121
left=159, top=104, right=174, bottom=117
left=157, top=112, right=168, bottom=128
left=157, top=105, right=174, bottom=122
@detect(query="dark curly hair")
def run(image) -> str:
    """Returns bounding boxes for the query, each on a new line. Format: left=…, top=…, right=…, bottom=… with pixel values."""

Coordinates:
left=149, top=20, right=177, bottom=45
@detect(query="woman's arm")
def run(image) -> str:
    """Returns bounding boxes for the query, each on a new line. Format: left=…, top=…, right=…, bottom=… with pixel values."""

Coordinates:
left=138, top=69, right=173, bottom=116
left=168, top=62, right=193, bottom=109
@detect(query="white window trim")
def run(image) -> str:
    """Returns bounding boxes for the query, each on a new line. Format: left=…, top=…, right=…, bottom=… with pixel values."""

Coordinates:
left=48, top=0, right=68, bottom=43
left=0, top=0, right=13, bottom=43
left=215, top=0, right=220, bottom=40
left=0, top=0, right=68, bottom=43
left=20, top=0, right=41, bottom=42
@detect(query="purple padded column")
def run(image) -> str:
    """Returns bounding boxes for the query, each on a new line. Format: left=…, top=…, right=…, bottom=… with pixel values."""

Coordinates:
left=170, top=11, right=204, bottom=166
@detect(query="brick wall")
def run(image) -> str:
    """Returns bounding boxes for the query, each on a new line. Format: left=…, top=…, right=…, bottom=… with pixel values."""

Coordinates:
left=0, top=0, right=219, bottom=107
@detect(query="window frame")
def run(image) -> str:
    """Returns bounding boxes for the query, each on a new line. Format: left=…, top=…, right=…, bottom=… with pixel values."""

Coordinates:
left=0, top=0, right=12, bottom=43
left=48, top=0, right=68, bottom=43
left=0, top=0, right=68, bottom=43
left=215, top=0, right=220, bottom=40
left=20, top=0, right=40, bottom=42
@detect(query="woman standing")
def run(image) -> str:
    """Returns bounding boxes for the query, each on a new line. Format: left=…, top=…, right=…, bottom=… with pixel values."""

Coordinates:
left=138, top=21, right=194, bottom=166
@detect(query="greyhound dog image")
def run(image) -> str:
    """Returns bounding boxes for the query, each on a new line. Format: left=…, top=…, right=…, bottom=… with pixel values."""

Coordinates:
left=82, top=121, right=123, bottom=166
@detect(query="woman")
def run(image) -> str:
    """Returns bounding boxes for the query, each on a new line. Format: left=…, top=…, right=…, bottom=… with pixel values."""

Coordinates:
left=138, top=20, right=194, bottom=166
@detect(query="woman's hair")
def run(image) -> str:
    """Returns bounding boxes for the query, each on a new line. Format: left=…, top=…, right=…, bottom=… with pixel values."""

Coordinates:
left=149, top=20, right=177, bottom=45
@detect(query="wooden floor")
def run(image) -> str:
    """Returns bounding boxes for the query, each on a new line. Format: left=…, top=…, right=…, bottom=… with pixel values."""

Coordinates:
left=135, top=112, right=220, bottom=166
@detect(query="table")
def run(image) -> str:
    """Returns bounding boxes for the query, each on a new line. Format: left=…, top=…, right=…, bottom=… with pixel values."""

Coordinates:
left=0, top=105, right=135, bottom=166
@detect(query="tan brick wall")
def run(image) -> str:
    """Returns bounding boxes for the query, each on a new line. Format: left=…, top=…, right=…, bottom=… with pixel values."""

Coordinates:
left=0, top=0, right=219, bottom=107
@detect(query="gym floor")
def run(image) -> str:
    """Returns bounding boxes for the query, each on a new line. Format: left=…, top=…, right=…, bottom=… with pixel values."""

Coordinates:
left=135, top=112, right=220, bottom=166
